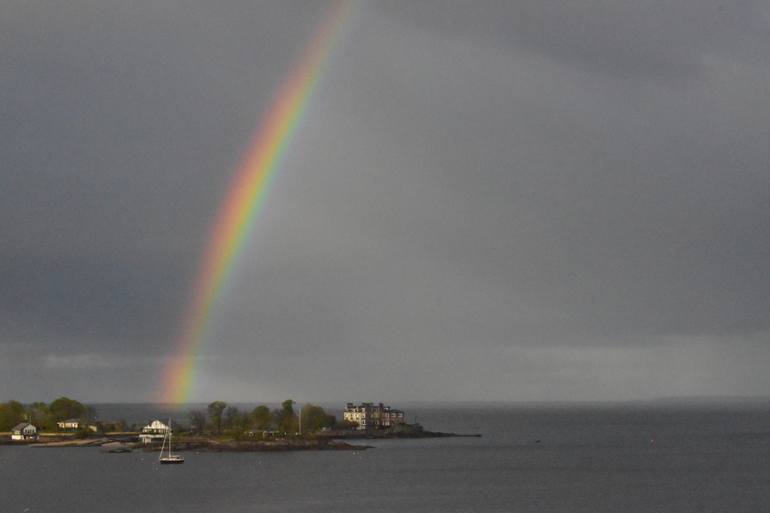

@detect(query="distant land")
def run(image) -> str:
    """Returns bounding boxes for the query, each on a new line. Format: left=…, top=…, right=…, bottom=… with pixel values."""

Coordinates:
left=648, top=395, right=770, bottom=405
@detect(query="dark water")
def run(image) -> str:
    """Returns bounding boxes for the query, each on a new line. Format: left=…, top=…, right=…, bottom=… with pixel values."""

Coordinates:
left=2, top=403, right=770, bottom=513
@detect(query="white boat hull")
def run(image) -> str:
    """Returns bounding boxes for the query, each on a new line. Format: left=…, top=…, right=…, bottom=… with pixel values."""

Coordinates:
left=159, top=456, right=184, bottom=464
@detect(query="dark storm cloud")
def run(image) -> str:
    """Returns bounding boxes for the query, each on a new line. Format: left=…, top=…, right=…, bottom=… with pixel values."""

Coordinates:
left=1, top=253, right=185, bottom=347
left=1, top=0, right=325, bottom=341
left=1, top=0, right=768, bottom=401
left=312, top=2, right=770, bottom=340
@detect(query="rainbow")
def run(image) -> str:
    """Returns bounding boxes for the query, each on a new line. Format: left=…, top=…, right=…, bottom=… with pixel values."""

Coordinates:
left=162, top=0, right=354, bottom=403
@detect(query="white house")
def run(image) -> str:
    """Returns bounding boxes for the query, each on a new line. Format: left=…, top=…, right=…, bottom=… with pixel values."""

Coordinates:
left=11, top=423, right=38, bottom=441
left=56, top=419, right=97, bottom=432
left=139, top=419, right=171, bottom=444
left=57, top=418, right=81, bottom=430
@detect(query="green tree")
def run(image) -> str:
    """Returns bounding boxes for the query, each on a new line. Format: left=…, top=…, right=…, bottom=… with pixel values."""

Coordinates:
left=251, top=405, right=271, bottom=430
left=189, top=410, right=206, bottom=434
left=275, top=399, right=297, bottom=434
left=207, top=401, right=227, bottom=435
left=0, top=400, right=26, bottom=431
left=227, top=410, right=251, bottom=439
left=97, top=420, right=125, bottom=433
left=27, top=402, right=51, bottom=430
left=48, top=397, right=87, bottom=423
left=300, top=404, right=336, bottom=433
left=237, top=412, right=252, bottom=436
left=223, top=406, right=241, bottom=431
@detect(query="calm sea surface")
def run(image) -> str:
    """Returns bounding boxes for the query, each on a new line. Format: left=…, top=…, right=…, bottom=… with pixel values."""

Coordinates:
left=2, top=403, right=770, bottom=513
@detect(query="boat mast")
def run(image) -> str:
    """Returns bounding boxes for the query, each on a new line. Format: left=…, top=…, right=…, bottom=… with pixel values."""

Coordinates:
left=159, top=427, right=166, bottom=461
left=167, top=418, right=172, bottom=457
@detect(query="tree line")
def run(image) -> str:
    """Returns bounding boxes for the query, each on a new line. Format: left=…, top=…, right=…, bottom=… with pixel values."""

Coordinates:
left=0, top=397, right=99, bottom=432
left=188, top=400, right=343, bottom=437
left=0, top=397, right=353, bottom=436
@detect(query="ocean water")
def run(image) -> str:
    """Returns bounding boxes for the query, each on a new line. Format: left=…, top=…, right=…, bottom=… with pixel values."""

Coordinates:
left=2, top=403, right=770, bottom=513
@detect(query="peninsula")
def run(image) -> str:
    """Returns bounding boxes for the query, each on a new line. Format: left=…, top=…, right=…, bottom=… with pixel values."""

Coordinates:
left=1, top=398, right=479, bottom=452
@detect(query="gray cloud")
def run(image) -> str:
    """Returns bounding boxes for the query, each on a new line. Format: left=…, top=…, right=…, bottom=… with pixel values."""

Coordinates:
left=2, top=0, right=768, bottom=402
left=374, top=0, right=770, bottom=80
left=43, top=353, right=121, bottom=370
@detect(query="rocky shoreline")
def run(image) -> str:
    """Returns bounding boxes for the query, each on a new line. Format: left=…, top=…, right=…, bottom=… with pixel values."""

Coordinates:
left=329, top=430, right=482, bottom=440
left=19, top=437, right=369, bottom=451
left=144, top=438, right=370, bottom=452
left=8, top=426, right=480, bottom=451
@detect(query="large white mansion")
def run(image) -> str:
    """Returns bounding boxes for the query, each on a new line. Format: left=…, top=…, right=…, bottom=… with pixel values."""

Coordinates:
left=343, top=402, right=405, bottom=430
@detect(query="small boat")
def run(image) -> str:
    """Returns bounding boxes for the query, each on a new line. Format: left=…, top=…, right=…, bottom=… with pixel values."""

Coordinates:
left=159, top=419, right=184, bottom=465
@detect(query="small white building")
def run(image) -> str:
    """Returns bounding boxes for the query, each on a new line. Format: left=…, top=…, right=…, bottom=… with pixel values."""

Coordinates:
left=139, top=419, right=171, bottom=444
left=11, top=423, right=38, bottom=441
left=56, top=419, right=97, bottom=432
left=57, top=418, right=81, bottom=430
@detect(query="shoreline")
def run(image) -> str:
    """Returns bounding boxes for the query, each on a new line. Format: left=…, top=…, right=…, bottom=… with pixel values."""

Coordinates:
left=7, top=428, right=480, bottom=451
left=328, top=430, right=482, bottom=440
left=144, top=438, right=370, bottom=452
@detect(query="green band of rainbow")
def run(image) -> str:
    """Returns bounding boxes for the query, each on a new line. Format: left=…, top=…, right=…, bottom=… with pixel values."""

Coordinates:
left=162, top=0, right=353, bottom=403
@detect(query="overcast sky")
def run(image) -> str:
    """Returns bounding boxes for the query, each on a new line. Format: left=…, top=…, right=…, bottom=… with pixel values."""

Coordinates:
left=2, top=0, right=769, bottom=403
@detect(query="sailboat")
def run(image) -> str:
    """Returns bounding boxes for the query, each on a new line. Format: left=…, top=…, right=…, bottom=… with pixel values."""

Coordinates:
left=159, top=419, right=184, bottom=464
